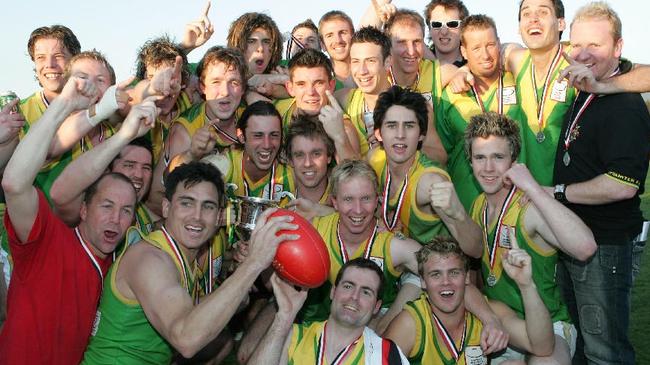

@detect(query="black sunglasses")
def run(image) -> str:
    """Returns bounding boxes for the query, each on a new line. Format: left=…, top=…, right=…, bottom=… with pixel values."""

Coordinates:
left=430, top=20, right=462, bottom=29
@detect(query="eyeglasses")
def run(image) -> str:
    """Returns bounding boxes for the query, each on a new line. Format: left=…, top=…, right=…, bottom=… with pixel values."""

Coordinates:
left=430, top=20, right=462, bottom=29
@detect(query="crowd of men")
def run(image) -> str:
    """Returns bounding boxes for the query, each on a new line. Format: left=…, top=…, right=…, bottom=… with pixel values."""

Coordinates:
left=0, top=0, right=648, bottom=364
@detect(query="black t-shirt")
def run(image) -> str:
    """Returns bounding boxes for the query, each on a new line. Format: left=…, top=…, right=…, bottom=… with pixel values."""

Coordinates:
left=553, top=90, right=650, bottom=244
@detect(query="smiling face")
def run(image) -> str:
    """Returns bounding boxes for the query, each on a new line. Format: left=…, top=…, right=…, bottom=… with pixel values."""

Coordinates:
left=428, top=5, right=462, bottom=57
left=330, top=266, right=382, bottom=328
left=461, top=27, right=501, bottom=81
left=519, top=0, right=565, bottom=51
left=390, top=22, right=425, bottom=75
left=201, top=61, right=244, bottom=120
left=68, top=57, right=112, bottom=98
left=569, top=18, right=622, bottom=82
left=111, top=145, right=153, bottom=202
left=33, top=37, right=72, bottom=98
left=377, top=105, right=423, bottom=165
left=320, top=18, right=353, bottom=62
left=332, top=175, right=378, bottom=236
left=162, top=180, right=221, bottom=251
left=287, top=66, right=334, bottom=116
left=243, top=114, right=282, bottom=174
left=245, top=27, right=272, bottom=75
left=79, top=176, right=137, bottom=259
left=421, top=252, right=468, bottom=315
left=350, top=42, right=390, bottom=95
left=470, top=135, right=514, bottom=195
left=288, top=135, right=331, bottom=190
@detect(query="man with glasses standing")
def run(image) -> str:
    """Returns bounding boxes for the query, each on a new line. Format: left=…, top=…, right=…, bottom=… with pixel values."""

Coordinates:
left=424, top=0, right=468, bottom=67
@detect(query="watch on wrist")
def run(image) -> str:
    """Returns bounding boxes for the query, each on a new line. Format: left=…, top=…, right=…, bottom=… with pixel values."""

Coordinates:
left=554, top=184, right=567, bottom=203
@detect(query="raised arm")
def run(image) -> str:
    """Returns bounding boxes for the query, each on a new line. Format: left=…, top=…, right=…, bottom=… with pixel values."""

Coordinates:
left=359, top=0, right=396, bottom=29
left=179, top=1, right=214, bottom=55
left=0, top=99, right=25, bottom=172
left=2, top=77, right=99, bottom=242
left=50, top=99, right=158, bottom=225
left=319, top=90, right=360, bottom=161
left=504, top=163, right=596, bottom=260
left=559, top=53, right=650, bottom=94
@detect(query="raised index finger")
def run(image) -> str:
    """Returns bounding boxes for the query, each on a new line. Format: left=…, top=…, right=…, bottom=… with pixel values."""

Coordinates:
left=172, top=55, right=183, bottom=79
left=202, top=0, right=211, bottom=17
left=325, top=90, right=343, bottom=112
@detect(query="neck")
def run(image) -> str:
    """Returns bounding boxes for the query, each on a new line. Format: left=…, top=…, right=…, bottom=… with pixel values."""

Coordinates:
left=362, top=92, right=380, bottom=110
left=485, top=185, right=511, bottom=222
left=78, top=224, right=107, bottom=260
left=333, top=59, right=351, bottom=79
left=297, top=179, right=328, bottom=204
left=338, top=217, right=375, bottom=249
left=243, top=153, right=270, bottom=183
left=473, top=72, right=500, bottom=95
left=163, top=225, right=199, bottom=263
left=42, top=89, right=59, bottom=105
left=530, top=43, right=560, bottom=75
left=392, top=66, right=418, bottom=88
left=326, top=318, right=365, bottom=352
left=431, top=304, right=466, bottom=340
left=436, top=50, right=462, bottom=66
left=387, top=152, right=417, bottom=181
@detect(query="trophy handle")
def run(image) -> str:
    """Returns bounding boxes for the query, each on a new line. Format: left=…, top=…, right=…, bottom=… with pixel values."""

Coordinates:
left=276, top=191, right=296, bottom=201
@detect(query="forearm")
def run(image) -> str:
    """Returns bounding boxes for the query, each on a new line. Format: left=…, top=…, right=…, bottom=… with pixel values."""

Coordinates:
left=464, top=284, right=499, bottom=324
left=564, top=174, right=637, bottom=205
left=519, top=283, right=554, bottom=356
left=247, top=314, right=293, bottom=365
left=382, top=282, right=420, bottom=325
left=0, top=138, right=18, bottom=173
left=48, top=110, right=96, bottom=158
left=440, top=214, right=482, bottom=258
left=332, top=133, right=359, bottom=161
left=599, top=64, right=650, bottom=94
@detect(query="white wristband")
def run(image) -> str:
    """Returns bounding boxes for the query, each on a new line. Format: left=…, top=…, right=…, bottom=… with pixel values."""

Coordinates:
left=87, top=85, right=119, bottom=126
left=400, top=271, right=423, bottom=288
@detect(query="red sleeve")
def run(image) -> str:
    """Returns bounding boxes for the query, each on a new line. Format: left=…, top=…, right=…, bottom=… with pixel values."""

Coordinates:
left=4, top=190, right=58, bottom=281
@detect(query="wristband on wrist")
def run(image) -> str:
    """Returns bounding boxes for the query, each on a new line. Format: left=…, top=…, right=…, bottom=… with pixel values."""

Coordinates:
left=86, top=85, right=119, bottom=126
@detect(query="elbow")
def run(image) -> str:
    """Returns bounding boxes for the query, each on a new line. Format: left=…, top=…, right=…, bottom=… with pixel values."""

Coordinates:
left=173, top=339, right=201, bottom=360
left=2, top=173, right=22, bottom=196
left=169, top=330, right=204, bottom=359
left=577, top=240, right=597, bottom=261
left=530, top=341, right=554, bottom=358
left=611, top=185, right=637, bottom=201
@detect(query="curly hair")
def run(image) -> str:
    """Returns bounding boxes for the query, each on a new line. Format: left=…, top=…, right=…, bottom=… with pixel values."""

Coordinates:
left=135, top=35, right=190, bottom=86
left=226, top=12, right=282, bottom=74
left=464, top=111, right=521, bottom=162
left=27, top=25, right=80, bottom=61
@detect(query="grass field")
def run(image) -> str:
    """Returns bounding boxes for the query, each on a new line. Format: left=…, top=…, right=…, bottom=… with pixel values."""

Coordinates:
left=630, top=173, right=650, bottom=364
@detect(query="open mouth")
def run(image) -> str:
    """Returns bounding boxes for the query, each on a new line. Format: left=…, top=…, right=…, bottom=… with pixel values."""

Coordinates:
left=103, top=229, right=119, bottom=242
left=527, top=28, right=543, bottom=36
left=439, top=289, right=455, bottom=298
left=258, top=151, right=273, bottom=163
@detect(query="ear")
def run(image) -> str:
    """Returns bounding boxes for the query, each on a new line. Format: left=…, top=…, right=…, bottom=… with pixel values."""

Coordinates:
left=328, top=79, right=336, bottom=92
left=199, top=80, right=206, bottom=95
left=460, top=45, right=468, bottom=60
left=329, top=285, right=335, bottom=301
left=558, top=18, right=566, bottom=33
left=162, top=197, right=171, bottom=219
left=331, top=195, right=339, bottom=211
left=286, top=79, right=295, bottom=97
left=614, top=38, right=624, bottom=59
left=79, top=200, right=88, bottom=221
left=373, top=299, right=382, bottom=315
left=374, top=128, right=383, bottom=142
left=237, top=128, right=245, bottom=143
left=384, top=55, right=393, bottom=71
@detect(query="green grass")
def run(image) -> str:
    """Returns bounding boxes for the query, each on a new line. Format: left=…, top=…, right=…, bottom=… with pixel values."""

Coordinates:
left=631, top=173, right=650, bottom=364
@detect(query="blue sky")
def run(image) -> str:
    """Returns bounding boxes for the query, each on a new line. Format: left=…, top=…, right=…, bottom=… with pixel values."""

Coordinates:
left=1, top=0, right=647, bottom=98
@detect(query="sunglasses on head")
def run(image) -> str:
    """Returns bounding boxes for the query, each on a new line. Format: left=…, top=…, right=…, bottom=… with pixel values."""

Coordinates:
left=430, top=20, right=462, bottom=29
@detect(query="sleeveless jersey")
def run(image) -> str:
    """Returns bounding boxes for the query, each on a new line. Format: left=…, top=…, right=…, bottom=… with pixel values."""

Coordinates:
left=288, top=321, right=364, bottom=365
left=223, top=149, right=295, bottom=202
left=405, top=294, right=484, bottom=365
left=514, top=46, right=576, bottom=185
left=344, top=88, right=373, bottom=157
left=437, top=71, right=521, bottom=210
left=173, top=101, right=246, bottom=152
left=469, top=190, right=570, bottom=322
left=146, top=91, right=192, bottom=163
left=274, top=97, right=297, bottom=135
left=82, top=229, right=198, bottom=365
left=369, top=150, right=451, bottom=244
left=390, top=59, right=443, bottom=111
left=195, top=227, right=228, bottom=298
left=134, top=202, right=156, bottom=236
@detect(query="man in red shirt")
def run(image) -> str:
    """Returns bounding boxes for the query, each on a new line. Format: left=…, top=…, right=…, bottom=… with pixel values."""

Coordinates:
left=0, top=75, right=157, bottom=364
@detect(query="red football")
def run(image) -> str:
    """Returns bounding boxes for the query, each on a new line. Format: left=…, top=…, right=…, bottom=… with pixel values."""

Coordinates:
left=270, top=209, right=330, bottom=288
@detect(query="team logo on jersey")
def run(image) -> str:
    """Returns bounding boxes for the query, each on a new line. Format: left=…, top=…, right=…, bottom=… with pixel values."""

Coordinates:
left=502, top=86, right=517, bottom=105
left=550, top=80, right=568, bottom=103
left=498, top=225, right=515, bottom=249
left=465, top=345, right=487, bottom=365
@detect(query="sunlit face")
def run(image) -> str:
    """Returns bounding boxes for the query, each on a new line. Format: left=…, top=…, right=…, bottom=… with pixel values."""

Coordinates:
left=390, top=22, right=425, bottom=75
left=146, top=61, right=182, bottom=116
left=246, top=27, right=272, bottom=74
left=428, top=6, right=462, bottom=56
left=350, top=42, right=390, bottom=94
left=320, top=19, right=353, bottom=62
left=287, top=66, right=334, bottom=116
left=332, top=176, right=377, bottom=236
left=569, top=19, right=622, bottom=82
left=421, top=253, right=468, bottom=315
left=162, top=180, right=221, bottom=250
left=377, top=105, right=423, bottom=165
left=69, top=58, right=112, bottom=97
left=292, top=27, right=321, bottom=57
left=201, top=61, right=244, bottom=120
left=461, top=27, right=501, bottom=80
left=33, top=37, right=72, bottom=96
left=519, top=0, right=565, bottom=51
left=470, top=135, right=514, bottom=195
left=330, top=267, right=382, bottom=328
left=111, top=145, right=153, bottom=202
left=289, top=135, right=331, bottom=190
left=243, top=115, right=282, bottom=173
left=79, top=177, right=136, bottom=259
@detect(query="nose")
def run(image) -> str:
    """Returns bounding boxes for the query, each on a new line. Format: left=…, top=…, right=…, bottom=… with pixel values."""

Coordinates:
left=307, top=84, right=318, bottom=96
left=485, top=157, right=495, bottom=171
left=262, top=134, right=273, bottom=149
left=406, top=42, right=416, bottom=55
left=336, top=32, right=344, bottom=44
left=220, top=81, right=231, bottom=97
left=45, top=54, right=57, bottom=68
left=573, top=48, right=590, bottom=63
left=304, top=154, right=314, bottom=167
left=360, top=60, right=369, bottom=74
left=396, top=124, right=406, bottom=139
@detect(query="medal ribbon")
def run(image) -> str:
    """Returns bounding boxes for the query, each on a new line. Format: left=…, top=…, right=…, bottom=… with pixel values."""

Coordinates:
left=470, top=71, right=504, bottom=115
left=428, top=298, right=468, bottom=361
left=336, top=220, right=378, bottom=263
left=242, top=157, right=276, bottom=200
left=40, top=91, right=50, bottom=108
left=211, top=122, right=239, bottom=144
left=531, top=44, right=564, bottom=133
left=161, top=226, right=194, bottom=300
left=80, top=124, right=105, bottom=153
left=74, top=227, right=105, bottom=289
left=481, top=186, right=517, bottom=272
left=382, top=165, right=408, bottom=231
left=388, top=65, right=420, bottom=90
left=316, top=321, right=362, bottom=365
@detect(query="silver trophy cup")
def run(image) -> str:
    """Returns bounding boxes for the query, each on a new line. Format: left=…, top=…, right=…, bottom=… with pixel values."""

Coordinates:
left=233, top=195, right=280, bottom=242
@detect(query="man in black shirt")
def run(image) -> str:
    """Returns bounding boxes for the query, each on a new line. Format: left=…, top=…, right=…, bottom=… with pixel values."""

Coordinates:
left=552, top=3, right=650, bottom=364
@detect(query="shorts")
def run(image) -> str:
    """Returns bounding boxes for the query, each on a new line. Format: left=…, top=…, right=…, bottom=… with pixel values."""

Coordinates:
left=490, top=320, right=576, bottom=364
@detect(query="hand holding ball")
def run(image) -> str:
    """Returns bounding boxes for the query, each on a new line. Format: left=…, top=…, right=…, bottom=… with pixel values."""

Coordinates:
left=269, top=209, right=330, bottom=288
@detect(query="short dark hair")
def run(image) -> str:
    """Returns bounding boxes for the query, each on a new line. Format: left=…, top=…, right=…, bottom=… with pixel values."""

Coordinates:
left=417, top=236, right=469, bottom=276
left=351, top=26, right=392, bottom=61
left=164, top=161, right=226, bottom=208
left=384, top=9, right=425, bottom=39
left=424, top=0, right=470, bottom=25
left=27, top=25, right=81, bottom=61
left=227, top=12, right=283, bottom=74
left=135, top=35, right=190, bottom=87
left=318, top=10, right=355, bottom=40
left=108, top=136, right=153, bottom=171
left=334, top=258, right=385, bottom=301
left=460, top=14, right=498, bottom=45
left=464, top=111, right=521, bottom=162
left=288, top=48, right=334, bottom=81
left=83, top=172, right=135, bottom=205
left=292, top=19, right=319, bottom=36
left=65, top=50, right=116, bottom=85
left=518, top=0, right=564, bottom=20
left=373, top=86, right=428, bottom=137
left=196, top=46, right=248, bottom=88
left=237, top=100, right=282, bottom=137
left=286, top=116, right=335, bottom=160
